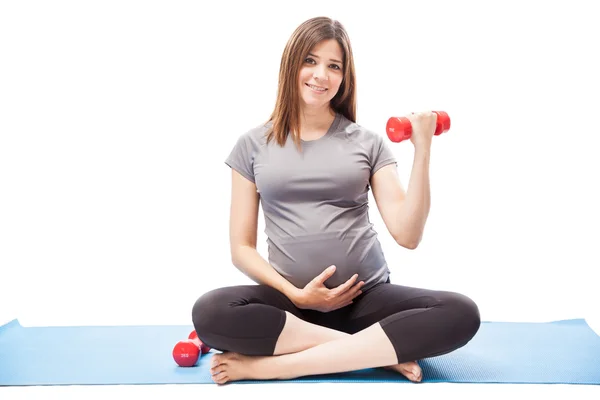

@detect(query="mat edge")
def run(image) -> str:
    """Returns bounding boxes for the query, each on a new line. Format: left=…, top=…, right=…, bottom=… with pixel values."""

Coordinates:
left=0, top=319, right=21, bottom=335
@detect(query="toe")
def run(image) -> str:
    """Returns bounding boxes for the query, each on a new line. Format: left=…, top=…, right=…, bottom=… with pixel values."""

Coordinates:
left=211, top=355, right=224, bottom=368
left=411, top=367, right=422, bottom=382
left=214, top=374, right=229, bottom=385
left=400, top=365, right=419, bottom=382
left=210, top=366, right=226, bottom=376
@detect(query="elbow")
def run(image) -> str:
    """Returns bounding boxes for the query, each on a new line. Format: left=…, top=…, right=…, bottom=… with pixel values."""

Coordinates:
left=398, top=240, right=419, bottom=250
left=395, top=234, right=422, bottom=250
left=230, top=245, right=244, bottom=266
left=231, top=243, right=253, bottom=266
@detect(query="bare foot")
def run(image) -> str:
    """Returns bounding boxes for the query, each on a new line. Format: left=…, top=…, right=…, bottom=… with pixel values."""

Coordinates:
left=384, top=361, right=422, bottom=382
left=208, top=352, right=422, bottom=385
left=209, top=352, right=272, bottom=385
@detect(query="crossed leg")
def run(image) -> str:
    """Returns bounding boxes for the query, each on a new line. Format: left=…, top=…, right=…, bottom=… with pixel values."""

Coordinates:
left=192, top=282, right=480, bottom=384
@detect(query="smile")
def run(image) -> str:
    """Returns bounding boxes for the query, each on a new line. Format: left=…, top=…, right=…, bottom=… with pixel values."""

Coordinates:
left=306, top=83, right=327, bottom=92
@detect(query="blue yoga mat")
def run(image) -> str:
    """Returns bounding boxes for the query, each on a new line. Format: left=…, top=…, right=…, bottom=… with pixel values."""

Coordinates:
left=1, top=318, right=599, bottom=386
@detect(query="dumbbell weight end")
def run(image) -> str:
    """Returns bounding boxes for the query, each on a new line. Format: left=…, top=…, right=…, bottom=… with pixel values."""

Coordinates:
left=386, top=111, right=451, bottom=143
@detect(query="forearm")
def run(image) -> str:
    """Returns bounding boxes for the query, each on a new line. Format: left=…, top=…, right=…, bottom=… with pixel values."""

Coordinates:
left=232, top=245, right=301, bottom=301
left=397, top=147, right=431, bottom=248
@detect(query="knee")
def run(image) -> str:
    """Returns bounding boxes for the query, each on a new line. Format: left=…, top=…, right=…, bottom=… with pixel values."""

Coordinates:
left=191, top=288, right=230, bottom=344
left=442, top=291, right=481, bottom=342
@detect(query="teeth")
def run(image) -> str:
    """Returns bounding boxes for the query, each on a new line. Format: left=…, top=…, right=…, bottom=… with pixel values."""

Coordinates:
left=307, top=84, right=326, bottom=91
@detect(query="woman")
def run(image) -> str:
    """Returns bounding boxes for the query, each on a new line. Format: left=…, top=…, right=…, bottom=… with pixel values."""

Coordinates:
left=192, top=16, right=480, bottom=385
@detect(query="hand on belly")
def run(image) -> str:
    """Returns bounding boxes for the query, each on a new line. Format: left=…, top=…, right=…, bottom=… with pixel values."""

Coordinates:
left=292, top=265, right=366, bottom=312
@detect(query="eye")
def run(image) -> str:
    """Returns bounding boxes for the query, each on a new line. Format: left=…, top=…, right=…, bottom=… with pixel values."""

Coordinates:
left=330, top=64, right=341, bottom=70
left=304, top=57, right=316, bottom=64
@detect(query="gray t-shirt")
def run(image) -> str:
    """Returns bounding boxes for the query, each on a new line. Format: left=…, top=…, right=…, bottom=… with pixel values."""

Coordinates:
left=225, top=112, right=397, bottom=291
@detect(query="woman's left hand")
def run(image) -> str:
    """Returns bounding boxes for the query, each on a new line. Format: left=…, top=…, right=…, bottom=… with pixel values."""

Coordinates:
left=407, top=111, right=437, bottom=149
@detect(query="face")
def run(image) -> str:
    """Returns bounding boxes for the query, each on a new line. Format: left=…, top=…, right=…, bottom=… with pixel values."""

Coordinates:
left=298, top=39, right=344, bottom=110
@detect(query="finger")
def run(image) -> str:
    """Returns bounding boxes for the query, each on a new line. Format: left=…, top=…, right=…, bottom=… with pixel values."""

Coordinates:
left=332, top=274, right=357, bottom=295
left=342, top=277, right=365, bottom=297
left=330, top=273, right=358, bottom=296
left=332, top=282, right=364, bottom=310
left=340, top=281, right=365, bottom=301
left=315, top=265, right=336, bottom=285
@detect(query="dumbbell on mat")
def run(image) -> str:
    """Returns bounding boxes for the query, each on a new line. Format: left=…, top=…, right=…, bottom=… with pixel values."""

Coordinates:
left=172, top=330, right=212, bottom=367
left=386, top=111, right=451, bottom=143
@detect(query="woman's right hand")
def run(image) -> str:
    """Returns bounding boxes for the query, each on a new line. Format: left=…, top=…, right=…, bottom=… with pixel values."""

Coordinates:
left=291, top=265, right=365, bottom=312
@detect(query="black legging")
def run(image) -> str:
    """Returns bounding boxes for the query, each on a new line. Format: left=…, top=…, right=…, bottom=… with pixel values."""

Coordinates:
left=191, top=279, right=481, bottom=364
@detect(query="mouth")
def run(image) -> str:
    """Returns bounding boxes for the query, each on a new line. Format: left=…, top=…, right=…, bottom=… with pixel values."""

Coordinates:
left=305, top=83, right=328, bottom=93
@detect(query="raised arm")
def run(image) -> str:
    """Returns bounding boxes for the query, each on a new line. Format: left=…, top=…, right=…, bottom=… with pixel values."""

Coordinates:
left=229, top=169, right=301, bottom=300
left=370, top=147, right=431, bottom=250
left=370, top=111, right=437, bottom=249
left=371, top=153, right=430, bottom=250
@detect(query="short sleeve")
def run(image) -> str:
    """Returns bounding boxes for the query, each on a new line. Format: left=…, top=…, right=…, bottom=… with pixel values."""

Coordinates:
left=370, top=133, right=397, bottom=176
left=225, top=133, right=256, bottom=183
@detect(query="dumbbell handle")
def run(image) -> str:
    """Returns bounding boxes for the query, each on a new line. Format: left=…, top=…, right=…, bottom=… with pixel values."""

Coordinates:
left=386, top=111, right=451, bottom=143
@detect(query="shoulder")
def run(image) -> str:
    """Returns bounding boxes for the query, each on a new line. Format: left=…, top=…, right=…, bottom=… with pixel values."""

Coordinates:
left=231, top=121, right=272, bottom=156
left=225, top=122, right=273, bottom=182
left=335, top=114, right=387, bottom=148
left=334, top=114, right=396, bottom=172
left=238, top=121, right=271, bottom=146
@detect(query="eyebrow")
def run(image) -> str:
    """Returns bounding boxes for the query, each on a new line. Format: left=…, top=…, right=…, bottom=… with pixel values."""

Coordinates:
left=308, top=52, right=343, bottom=64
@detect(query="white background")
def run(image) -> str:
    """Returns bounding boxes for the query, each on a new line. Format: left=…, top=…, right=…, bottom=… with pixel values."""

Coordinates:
left=1, top=0, right=599, bottom=398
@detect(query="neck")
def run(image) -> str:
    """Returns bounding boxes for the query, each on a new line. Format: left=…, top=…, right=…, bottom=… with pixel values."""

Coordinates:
left=299, top=105, right=336, bottom=139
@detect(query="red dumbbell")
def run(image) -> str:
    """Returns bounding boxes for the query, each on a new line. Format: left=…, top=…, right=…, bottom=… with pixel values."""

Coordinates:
left=172, top=339, right=200, bottom=367
left=386, top=111, right=451, bottom=143
left=172, top=330, right=211, bottom=367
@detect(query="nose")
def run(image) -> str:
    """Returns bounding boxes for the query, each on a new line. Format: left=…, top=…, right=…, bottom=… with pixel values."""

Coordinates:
left=313, top=66, right=329, bottom=82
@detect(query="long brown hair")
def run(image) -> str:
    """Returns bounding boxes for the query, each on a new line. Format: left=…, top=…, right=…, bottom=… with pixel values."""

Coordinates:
left=265, top=17, right=357, bottom=150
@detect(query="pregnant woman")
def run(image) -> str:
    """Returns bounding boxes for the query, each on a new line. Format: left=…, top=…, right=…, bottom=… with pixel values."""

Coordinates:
left=191, top=16, right=481, bottom=385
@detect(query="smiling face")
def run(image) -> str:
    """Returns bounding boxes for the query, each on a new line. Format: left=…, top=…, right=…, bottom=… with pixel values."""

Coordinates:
left=298, top=39, right=345, bottom=111
left=266, top=17, right=357, bottom=148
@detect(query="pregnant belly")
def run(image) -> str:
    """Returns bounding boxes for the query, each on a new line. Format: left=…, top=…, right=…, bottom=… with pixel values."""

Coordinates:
left=267, top=230, right=389, bottom=290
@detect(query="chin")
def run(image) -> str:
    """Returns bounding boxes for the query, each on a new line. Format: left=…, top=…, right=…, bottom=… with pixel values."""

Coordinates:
left=301, top=98, right=330, bottom=108
left=301, top=94, right=332, bottom=108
